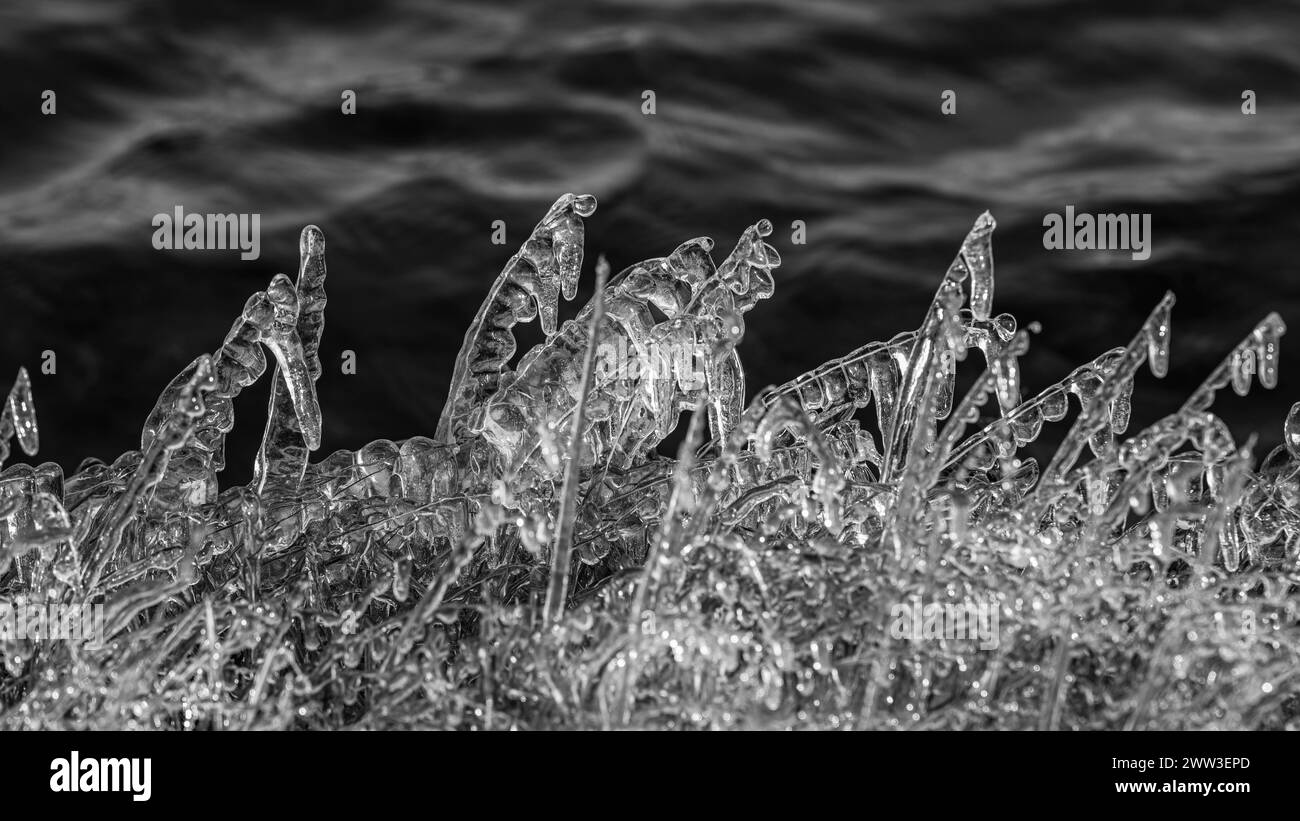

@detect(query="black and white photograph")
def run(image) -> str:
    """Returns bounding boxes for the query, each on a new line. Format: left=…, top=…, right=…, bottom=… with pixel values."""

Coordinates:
left=0, top=0, right=1294, bottom=801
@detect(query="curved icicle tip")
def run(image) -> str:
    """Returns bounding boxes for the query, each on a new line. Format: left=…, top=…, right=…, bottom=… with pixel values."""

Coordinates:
left=437, top=192, right=598, bottom=445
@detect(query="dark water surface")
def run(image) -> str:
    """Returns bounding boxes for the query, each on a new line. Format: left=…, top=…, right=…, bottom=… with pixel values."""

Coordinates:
left=1, top=0, right=1298, bottom=484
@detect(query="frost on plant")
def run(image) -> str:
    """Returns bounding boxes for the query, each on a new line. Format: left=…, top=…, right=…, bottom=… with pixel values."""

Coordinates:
left=1, top=196, right=1298, bottom=730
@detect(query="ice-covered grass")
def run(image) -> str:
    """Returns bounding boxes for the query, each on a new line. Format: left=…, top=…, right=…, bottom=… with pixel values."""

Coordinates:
left=1, top=196, right=1297, bottom=729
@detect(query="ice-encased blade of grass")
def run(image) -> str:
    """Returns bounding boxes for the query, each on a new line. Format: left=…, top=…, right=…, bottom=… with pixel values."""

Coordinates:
left=881, top=213, right=996, bottom=483
left=892, top=281, right=967, bottom=551
left=944, top=347, right=1124, bottom=471
left=255, top=226, right=329, bottom=494
left=437, top=193, right=597, bottom=445
left=86, top=354, right=216, bottom=589
left=1032, top=293, right=1175, bottom=512
left=544, top=257, right=610, bottom=627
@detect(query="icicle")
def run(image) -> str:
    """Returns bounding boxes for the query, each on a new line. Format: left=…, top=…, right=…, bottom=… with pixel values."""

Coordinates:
left=1231, top=348, right=1254, bottom=396
left=1011, top=405, right=1044, bottom=446
left=1041, top=388, right=1069, bottom=422
left=1182, top=315, right=1286, bottom=415
left=990, top=350, right=1021, bottom=416
left=0, top=367, right=38, bottom=466
left=934, top=364, right=955, bottom=420
left=869, top=351, right=899, bottom=439
left=1146, top=300, right=1172, bottom=378
left=1253, top=313, right=1284, bottom=389
left=255, top=225, right=329, bottom=493
left=1110, top=379, right=1133, bottom=434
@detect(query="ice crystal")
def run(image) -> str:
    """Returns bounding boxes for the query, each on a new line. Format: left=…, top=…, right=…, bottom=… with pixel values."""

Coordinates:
left=1, top=197, right=1298, bottom=730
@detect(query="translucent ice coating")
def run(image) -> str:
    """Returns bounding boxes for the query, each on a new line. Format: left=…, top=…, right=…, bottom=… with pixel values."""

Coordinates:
left=1033, top=292, right=1177, bottom=509
left=475, top=219, right=775, bottom=492
left=255, top=226, right=329, bottom=493
left=2, top=198, right=1299, bottom=732
left=437, top=193, right=597, bottom=445
left=0, top=367, right=38, bottom=464
left=881, top=213, right=999, bottom=482
left=140, top=267, right=323, bottom=511
left=590, top=222, right=775, bottom=474
left=86, top=355, right=217, bottom=588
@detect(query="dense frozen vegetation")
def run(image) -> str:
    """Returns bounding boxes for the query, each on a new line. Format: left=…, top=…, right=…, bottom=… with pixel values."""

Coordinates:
left=1, top=195, right=1297, bottom=729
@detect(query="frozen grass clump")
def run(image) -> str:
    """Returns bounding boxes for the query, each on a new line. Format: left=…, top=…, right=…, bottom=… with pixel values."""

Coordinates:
left=1, top=197, right=1298, bottom=729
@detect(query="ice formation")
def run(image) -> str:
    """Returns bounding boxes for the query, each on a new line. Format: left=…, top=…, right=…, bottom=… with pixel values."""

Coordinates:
left=1, top=196, right=1297, bottom=729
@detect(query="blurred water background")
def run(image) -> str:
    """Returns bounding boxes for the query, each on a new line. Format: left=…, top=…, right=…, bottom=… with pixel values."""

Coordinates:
left=1, top=0, right=1299, bottom=484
